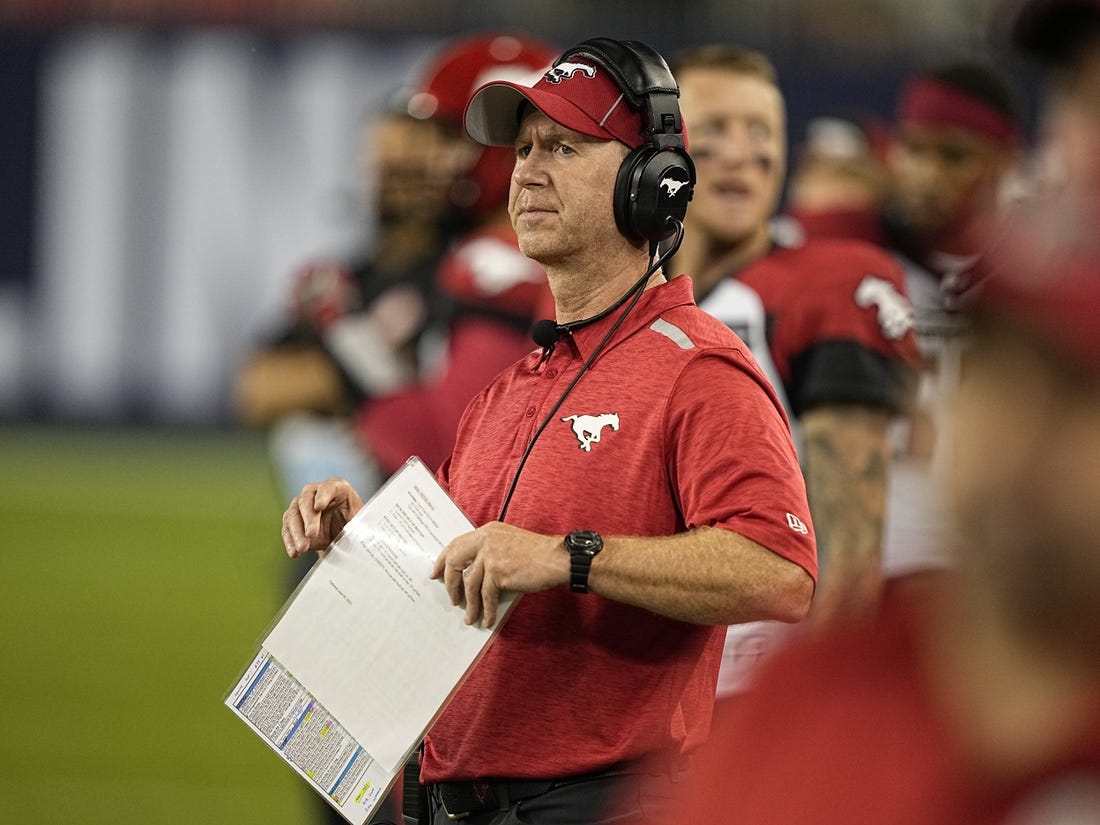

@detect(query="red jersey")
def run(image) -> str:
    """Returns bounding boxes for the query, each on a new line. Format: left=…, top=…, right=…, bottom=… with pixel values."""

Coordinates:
left=698, top=237, right=920, bottom=421
left=421, top=275, right=816, bottom=783
left=355, top=224, right=550, bottom=474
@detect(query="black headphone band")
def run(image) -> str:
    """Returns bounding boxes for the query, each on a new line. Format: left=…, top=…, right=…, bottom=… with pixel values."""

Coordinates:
left=560, top=38, right=685, bottom=149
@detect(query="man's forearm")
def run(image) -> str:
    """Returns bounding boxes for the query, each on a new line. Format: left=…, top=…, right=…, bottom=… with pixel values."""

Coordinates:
left=588, top=526, right=814, bottom=626
left=800, top=404, right=891, bottom=624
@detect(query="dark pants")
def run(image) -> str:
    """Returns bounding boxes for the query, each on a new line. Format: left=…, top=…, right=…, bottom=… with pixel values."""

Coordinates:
left=425, top=761, right=688, bottom=825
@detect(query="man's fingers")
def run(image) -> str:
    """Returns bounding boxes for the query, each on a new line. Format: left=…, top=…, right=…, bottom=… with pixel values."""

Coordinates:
left=443, top=564, right=465, bottom=607
left=280, top=479, right=366, bottom=561
left=463, top=563, right=485, bottom=626
left=285, top=481, right=335, bottom=555
left=481, top=580, right=500, bottom=629
left=298, top=495, right=320, bottom=542
left=282, top=498, right=309, bottom=556
left=430, top=550, right=447, bottom=581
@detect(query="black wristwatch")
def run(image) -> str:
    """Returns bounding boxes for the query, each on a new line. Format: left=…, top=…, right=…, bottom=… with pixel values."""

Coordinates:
left=564, top=530, right=604, bottom=594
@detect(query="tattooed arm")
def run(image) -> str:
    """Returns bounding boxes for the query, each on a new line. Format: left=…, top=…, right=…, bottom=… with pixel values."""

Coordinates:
left=800, top=404, right=892, bottom=626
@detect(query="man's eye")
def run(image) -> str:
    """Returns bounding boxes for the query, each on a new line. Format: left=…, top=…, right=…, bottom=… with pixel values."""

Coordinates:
left=748, top=123, right=772, bottom=144
left=556, top=143, right=575, bottom=155
left=690, top=138, right=719, bottom=160
left=516, top=145, right=532, bottom=158
left=941, top=146, right=974, bottom=165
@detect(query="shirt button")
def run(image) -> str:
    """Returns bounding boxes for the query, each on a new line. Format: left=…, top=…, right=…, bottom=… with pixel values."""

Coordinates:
left=525, top=407, right=536, bottom=418
left=546, top=368, right=558, bottom=379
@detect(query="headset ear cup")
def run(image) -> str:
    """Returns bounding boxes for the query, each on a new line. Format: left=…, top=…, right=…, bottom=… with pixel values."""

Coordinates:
left=614, top=147, right=652, bottom=243
left=615, top=146, right=696, bottom=243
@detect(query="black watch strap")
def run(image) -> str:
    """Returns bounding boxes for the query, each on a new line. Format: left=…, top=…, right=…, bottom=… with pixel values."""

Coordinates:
left=565, top=530, right=603, bottom=594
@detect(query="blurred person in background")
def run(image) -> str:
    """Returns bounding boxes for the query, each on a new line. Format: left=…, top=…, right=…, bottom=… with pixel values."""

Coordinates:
left=233, top=98, right=459, bottom=501
left=674, top=8, right=1100, bottom=821
left=874, top=57, right=1025, bottom=611
left=780, top=109, right=892, bottom=244
left=883, top=59, right=1024, bottom=282
left=349, top=31, right=557, bottom=480
left=236, top=32, right=558, bottom=497
left=674, top=192, right=1100, bottom=825
left=667, top=44, right=921, bottom=697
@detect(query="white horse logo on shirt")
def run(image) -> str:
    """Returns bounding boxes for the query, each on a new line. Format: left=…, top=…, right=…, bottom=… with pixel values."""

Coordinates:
left=561, top=413, right=620, bottom=452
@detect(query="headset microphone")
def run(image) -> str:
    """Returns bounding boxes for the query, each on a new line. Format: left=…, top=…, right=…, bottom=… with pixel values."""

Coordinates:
left=531, top=319, right=561, bottom=349
left=529, top=229, right=679, bottom=350
left=527, top=268, right=652, bottom=351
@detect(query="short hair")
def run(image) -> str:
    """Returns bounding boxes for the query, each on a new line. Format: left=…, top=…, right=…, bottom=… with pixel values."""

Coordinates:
left=916, top=59, right=1022, bottom=126
left=669, top=44, right=779, bottom=87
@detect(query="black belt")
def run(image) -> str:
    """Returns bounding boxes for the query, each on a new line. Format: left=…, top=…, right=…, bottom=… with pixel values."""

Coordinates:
left=433, top=778, right=557, bottom=820
left=429, top=752, right=690, bottom=820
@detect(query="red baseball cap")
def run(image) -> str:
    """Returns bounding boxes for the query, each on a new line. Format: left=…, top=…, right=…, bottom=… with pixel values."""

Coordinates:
left=464, top=54, right=647, bottom=149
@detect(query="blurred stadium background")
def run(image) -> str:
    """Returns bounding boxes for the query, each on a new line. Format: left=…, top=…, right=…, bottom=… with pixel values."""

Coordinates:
left=0, top=1, right=1034, bottom=822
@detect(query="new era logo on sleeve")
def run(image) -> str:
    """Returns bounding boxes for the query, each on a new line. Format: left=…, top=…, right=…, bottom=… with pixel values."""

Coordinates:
left=786, top=513, right=809, bottom=535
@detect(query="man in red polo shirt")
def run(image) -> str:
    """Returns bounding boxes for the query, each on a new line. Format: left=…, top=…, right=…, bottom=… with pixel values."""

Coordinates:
left=282, top=38, right=816, bottom=825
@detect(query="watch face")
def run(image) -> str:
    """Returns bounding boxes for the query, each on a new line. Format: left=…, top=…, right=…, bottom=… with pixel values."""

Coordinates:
left=568, top=530, right=602, bottom=555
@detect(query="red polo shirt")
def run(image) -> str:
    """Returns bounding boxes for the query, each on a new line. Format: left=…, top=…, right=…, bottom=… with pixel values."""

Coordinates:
left=421, top=274, right=816, bottom=782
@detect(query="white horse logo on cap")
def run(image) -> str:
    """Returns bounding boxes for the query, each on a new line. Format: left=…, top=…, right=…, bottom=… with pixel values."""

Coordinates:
left=562, top=412, right=619, bottom=451
left=545, top=61, right=597, bottom=83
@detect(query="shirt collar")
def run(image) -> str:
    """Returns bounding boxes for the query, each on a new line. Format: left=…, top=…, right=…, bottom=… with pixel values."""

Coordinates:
left=556, top=274, right=697, bottom=362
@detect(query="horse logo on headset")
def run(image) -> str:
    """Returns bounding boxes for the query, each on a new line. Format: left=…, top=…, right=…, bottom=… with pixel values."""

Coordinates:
left=562, top=412, right=620, bottom=452
left=545, top=61, right=597, bottom=83
left=660, top=173, right=690, bottom=198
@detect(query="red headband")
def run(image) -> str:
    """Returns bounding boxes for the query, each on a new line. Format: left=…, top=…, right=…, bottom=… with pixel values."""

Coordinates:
left=898, top=77, right=1019, bottom=147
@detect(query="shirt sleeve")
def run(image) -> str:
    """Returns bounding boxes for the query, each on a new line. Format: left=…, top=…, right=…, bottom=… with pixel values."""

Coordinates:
left=772, top=243, right=922, bottom=417
left=665, top=350, right=818, bottom=581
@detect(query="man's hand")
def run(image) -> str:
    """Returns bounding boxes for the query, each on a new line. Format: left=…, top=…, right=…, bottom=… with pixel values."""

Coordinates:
left=288, top=263, right=361, bottom=330
left=430, top=522, right=568, bottom=629
left=281, top=477, right=365, bottom=558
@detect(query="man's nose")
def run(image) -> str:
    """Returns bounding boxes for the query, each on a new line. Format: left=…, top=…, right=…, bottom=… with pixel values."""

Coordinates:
left=712, top=127, right=755, bottom=166
left=513, top=152, right=548, bottom=186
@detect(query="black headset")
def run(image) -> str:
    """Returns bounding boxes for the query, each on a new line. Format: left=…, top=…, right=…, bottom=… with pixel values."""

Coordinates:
left=556, top=38, right=696, bottom=245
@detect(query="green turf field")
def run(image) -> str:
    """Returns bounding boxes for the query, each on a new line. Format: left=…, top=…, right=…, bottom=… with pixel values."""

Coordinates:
left=0, top=424, right=317, bottom=824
